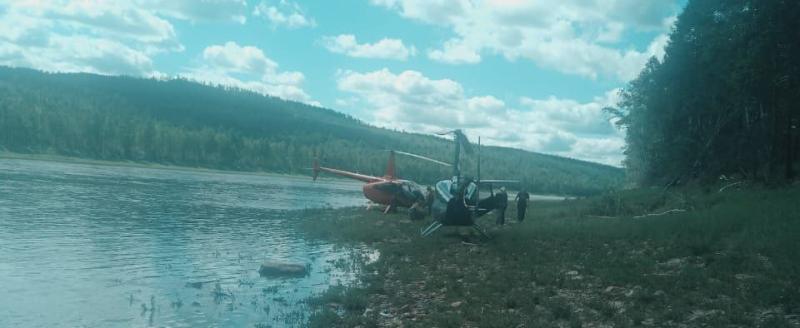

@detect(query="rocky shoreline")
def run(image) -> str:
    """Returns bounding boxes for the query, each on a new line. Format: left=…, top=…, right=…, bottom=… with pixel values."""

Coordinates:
left=297, top=187, right=800, bottom=327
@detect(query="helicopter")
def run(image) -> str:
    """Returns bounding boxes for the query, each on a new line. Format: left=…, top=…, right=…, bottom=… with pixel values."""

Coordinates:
left=312, top=150, right=436, bottom=213
left=420, top=129, right=517, bottom=238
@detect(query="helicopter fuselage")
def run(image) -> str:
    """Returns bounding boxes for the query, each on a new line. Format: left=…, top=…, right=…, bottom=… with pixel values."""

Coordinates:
left=363, top=179, right=424, bottom=208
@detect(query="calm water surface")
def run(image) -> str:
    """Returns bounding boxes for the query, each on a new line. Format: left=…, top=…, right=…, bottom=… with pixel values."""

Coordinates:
left=0, top=158, right=370, bottom=327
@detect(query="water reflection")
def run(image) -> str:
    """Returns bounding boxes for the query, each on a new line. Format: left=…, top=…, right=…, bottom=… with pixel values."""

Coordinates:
left=0, top=159, right=369, bottom=327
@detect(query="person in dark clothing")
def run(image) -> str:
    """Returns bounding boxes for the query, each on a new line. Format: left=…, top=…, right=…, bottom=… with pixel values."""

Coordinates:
left=515, top=189, right=530, bottom=222
left=495, top=187, right=508, bottom=225
left=408, top=188, right=430, bottom=220
left=408, top=200, right=425, bottom=220
left=424, top=186, right=434, bottom=216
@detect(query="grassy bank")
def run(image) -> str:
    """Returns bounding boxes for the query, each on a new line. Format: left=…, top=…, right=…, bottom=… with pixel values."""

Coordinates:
left=296, top=186, right=800, bottom=327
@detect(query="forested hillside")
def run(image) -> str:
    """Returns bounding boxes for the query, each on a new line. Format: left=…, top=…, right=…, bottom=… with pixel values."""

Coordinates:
left=0, top=67, right=622, bottom=195
left=610, top=0, right=799, bottom=186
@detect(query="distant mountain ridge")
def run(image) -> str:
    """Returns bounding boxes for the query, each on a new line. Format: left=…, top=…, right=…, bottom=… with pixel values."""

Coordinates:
left=0, top=66, right=623, bottom=195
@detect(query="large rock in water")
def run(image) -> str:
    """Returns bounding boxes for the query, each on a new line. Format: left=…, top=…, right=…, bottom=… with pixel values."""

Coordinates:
left=258, top=261, right=308, bottom=277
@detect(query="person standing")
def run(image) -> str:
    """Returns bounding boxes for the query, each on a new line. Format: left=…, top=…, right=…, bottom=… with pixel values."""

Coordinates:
left=408, top=200, right=425, bottom=221
left=515, top=189, right=530, bottom=222
left=425, top=186, right=435, bottom=216
left=495, top=187, right=508, bottom=226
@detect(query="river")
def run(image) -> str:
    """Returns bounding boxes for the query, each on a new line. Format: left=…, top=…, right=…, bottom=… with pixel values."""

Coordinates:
left=0, top=158, right=370, bottom=327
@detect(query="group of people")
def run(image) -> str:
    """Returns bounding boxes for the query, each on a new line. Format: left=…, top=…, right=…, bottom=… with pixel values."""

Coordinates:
left=408, top=186, right=435, bottom=221
left=408, top=184, right=531, bottom=226
left=493, top=187, right=530, bottom=226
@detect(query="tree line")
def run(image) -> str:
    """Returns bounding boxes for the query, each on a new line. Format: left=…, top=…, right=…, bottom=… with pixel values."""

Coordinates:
left=0, top=67, right=623, bottom=196
left=610, top=0, right=799, bottom=186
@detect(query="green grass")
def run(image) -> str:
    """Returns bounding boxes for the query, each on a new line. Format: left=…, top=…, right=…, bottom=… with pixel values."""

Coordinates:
left=298, top=186, right=800, bottom=327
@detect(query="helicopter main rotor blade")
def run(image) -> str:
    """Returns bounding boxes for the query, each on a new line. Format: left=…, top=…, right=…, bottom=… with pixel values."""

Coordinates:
left=434, top=129, right=455, bottom=135
left=393, top=150, right=452, bottom=167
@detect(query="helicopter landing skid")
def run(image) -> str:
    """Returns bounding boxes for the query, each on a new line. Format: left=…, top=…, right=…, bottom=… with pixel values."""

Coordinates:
left=472, top=224, right=490, bottom=240
left=420, top=221, right=443, bottom=236
left=420, top=221, right=490, bottom=240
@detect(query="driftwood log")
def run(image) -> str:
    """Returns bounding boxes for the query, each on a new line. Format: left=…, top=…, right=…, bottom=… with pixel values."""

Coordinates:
left=719, top=181, right=744, bottom=192
left=633, top=209, right=686, bottom=219
left=585, top=209, right=688, bottom=219
left=259, top=261, right=308, bottom=277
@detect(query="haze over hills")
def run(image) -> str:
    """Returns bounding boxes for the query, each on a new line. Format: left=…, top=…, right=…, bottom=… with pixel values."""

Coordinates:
left=0, top=67, right=623, bottom=195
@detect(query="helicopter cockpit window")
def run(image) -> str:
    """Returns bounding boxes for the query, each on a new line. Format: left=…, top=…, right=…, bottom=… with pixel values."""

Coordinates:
left=465, top=182, right=477, bottom=199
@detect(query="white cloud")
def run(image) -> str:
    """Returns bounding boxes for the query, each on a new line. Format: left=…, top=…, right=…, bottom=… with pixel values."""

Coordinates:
left=0, top=1, right=252, bottom=76
left=0, top=1, right=181, bottom=76
left=45, top=2, right=179, bottom=46
left=519, top=89, right=620, bottom=136
left=253, top=0, right=316, bottom=29
left=144, top=0, right=248, bottom=24
left=485, top=89, right=625, bottom=165
left=337, top=68, right=624, bottom=165
left=428, top=38, right=480, bottom=64
left=569, top=137, right=626, bottom=168
left=369, top=0, right=467, bottom=25
left=372, top=0, right=680, bottom=81
left=183, top=42, right=316, bottom=105
left=321, top=34, right=416, bottom=61
left=337, top=68, right=479, bottom=129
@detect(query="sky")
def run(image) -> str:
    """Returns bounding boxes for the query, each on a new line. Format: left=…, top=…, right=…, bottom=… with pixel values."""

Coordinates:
left=0, top=0, right=686, bottom=166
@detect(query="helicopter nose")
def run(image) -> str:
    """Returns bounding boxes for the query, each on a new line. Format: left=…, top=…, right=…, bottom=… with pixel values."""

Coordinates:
left=362, top=183, right=374, bottom=194
left=363, top=182, right=394, bottom=205
left=362, top=183, right=380, bottom=203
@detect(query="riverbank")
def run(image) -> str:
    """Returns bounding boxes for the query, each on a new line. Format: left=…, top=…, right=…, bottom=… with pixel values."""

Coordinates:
left=0, top=151, right=331, bottom=182
left=297, top=186, right=800, bottom=327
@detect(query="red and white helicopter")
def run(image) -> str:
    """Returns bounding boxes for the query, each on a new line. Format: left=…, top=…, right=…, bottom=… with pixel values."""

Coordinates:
left=312, top=150, right=447, bottom=213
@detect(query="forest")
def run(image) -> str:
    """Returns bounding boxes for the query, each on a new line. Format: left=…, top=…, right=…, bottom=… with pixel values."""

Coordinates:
left=0, top=66, right=622, bottom=196
left=609, top=0, right=799, bottom=186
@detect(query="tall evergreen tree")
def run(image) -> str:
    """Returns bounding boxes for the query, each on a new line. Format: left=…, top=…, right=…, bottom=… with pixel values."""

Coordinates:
left=610, top=0, right=799, bottom=185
